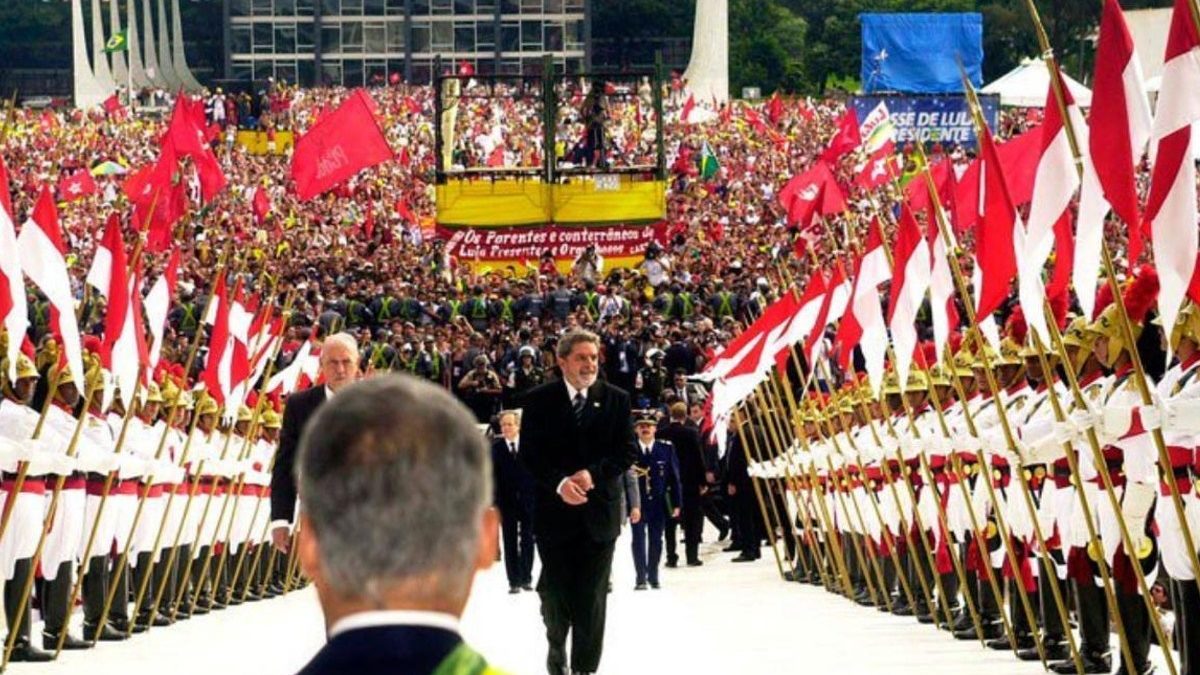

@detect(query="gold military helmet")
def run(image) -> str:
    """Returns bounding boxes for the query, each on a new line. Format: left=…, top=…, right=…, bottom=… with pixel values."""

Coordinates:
left=1062, top=315, right=1098, bottom=352
left=2, top=354, right=39, bottom=382
left=160, top=378, right=182, bottom=407
left=1090, top=303, right=1134, bottom=368
left=951, top=347, right=975, bottom=378
left=195, top=393, right=219, bottom=417
left=881, top=369, right=902, bottom=395
left=997, top=337, right=1024, bottom=366
left=1161, top=301, right=1200, bottom=351
left=262, top=409, right=282, bottom=429
left=144, top=381, right=164, bottom=404
left=236, top=405, right=253, bottom=423
left=926, top=364, right=951, bottom=388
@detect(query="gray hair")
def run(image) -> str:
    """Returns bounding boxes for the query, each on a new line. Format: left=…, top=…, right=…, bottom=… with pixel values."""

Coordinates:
left=556, top=329, right=601, bottom=359
left=321, top=332, right=359, bottom=359
left=296, top=374, right=491, bottom=604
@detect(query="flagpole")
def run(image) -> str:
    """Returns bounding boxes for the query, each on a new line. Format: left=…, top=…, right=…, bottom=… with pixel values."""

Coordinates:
left=120, top=245, right=233, bottom=638
left=1022, top=0, right=1200, bottom=601
left=913, top=135, right=1140, bottom=673
left=923, top=71, right=1178, bottom=671
left=799, top=219, right=1005, bottom=644
left=185, top=293, right=292, bottom=615
left=1, top=375, right=104, bottom=669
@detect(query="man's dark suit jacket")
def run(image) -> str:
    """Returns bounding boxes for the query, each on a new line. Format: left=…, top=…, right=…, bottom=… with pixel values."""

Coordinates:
left=491, top=436, right=536, bottom=516
left=295, top=624, right=460, bottom=675
left=656, top=421, right=707, bottom=500
left=519, top=379, right=637, bottom=544
left=270, top=385, right=326, bottom=524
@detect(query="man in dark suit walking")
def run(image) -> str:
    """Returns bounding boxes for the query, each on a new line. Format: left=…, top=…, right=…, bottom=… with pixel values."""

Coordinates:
left=520, top=330, right=637, bottom=675
left=655, top=402, right=711, bottom=567
left=270, top=333, right=361, bottom=557
left=293, top=375, right=505, bottom=675
left=492, top=410, right=537, bottom=594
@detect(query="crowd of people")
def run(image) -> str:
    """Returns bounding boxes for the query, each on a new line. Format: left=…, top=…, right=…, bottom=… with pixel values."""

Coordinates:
left=1, top=57, right=1184, bottom=672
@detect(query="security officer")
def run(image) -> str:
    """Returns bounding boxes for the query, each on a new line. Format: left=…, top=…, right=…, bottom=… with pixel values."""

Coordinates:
left=629, top=411, right=682, bottom=590
left=635, top=349, right=669, bottom=408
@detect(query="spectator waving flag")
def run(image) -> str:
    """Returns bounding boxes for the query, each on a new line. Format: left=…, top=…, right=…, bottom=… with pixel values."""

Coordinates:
left=291, top=89, right=395, bottom=201
left=698, top=141, right=720, bottom=180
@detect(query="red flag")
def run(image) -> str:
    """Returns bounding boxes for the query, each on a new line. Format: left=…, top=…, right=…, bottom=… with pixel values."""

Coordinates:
left=1145, top=0, right=1200, bottom=350
left=804, top=262, right=849, bottom=366
left=403, top=96, right=422, bottom=115
left=164, top=96, right=227, bottom=201
left=396, top=198, right=416, bottom=224
left=57, top=170, right=98, bottom=202
left=680, top=94, right=696, bottom=124
left=458, top=60, right=475, bottom=77
left=1092, top=0, right=1153, bottom=265
left=766, top=92, right=784, bottom=125
left=820, top=110, right=862, bottom=163
left=252, top=186, right=272, bottom=225
left=291, top=89, right=395, bottom=201
left=103, top=94, right=125, bottom=119
left=854, top=141, right=901, bottom=191
left=202, top=274, right=232, bottom=406
left=954, top=127, right=1041, bottom=232
left=779, top=161, right=846, bottom=228
left=99, top=216, right=129, bottom=369
left=974, top=124, right=1020, bottom=319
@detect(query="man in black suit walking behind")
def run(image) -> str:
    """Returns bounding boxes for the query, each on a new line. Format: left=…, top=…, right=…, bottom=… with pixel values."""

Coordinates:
left=520, top=330, right=637, bottom=675
left=656, top=401, right=712, bottom=567
left=492, top=409, right=537, bottom=594
left=270, top=333, right=361, bottom=557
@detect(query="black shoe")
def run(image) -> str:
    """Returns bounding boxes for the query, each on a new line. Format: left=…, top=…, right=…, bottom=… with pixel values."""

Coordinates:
left=43, top=630, right=89, bottom=651
left=950, top=613, right=973, bottom=633
left=1115, top=664, right=1156, bottom=675
left=8, top=639, right=53, bottom=662
left=136, top=612, right=172, bottom=630
left=916, top=611, right=935, bottom=624
left=891, top=602, right=913, bottom=616
left=1022, top=641, right=1069, bottom=662
left=191, top=603, right=210, bottom=615
left=665, top=559, right=678, bottom=568
left=635, top=582, right=648, bottom=590
left=650, top=581, right=660, bottom=589
left=509, top=586, right=521, bottom=594
left=243, top=590, right=263, bottom=602
left=82, top=623, right=128, bottom=642
left=522, top=583, right=534, bottom=592
left=987, top=633, right=1034, bottom=651
left=722, top=544, right=739, bottom=552
left=718, top=525, right=730, bottom=542
left=854, top=591, right=874, bottom=606
left=1051, top=651, right=1113, bottom=674
left=731, top=553, right=758, bottom=562
left=782, top=570, right=799, bottom=582
left=174, top=605, right=193, bottom=619
left=686, top=559, right=703, bottom=567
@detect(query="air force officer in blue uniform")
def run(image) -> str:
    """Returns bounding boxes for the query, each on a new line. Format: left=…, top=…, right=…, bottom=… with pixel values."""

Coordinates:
left=630, top=411, right=682, bottom=590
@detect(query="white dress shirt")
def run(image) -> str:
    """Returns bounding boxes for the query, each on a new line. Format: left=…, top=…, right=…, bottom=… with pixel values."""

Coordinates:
left=328, top=609, right=461, bottom=639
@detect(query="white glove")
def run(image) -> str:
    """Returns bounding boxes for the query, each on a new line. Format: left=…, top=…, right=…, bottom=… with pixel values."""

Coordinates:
left=1052, top=421, right=1076, bottom=446
left=49, top=454, right=76, bottom=476
left=1101, top=405, right=1136, bottom=441
left=1137, top=404, right=1164, bottom=432
left=1166, top=399, right=1200, bottom=434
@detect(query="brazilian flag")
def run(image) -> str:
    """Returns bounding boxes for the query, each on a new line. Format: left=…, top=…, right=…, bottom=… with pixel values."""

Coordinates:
left=697, top=140, right=719, bottom=181
left=104, top=30, right=128, bottom=54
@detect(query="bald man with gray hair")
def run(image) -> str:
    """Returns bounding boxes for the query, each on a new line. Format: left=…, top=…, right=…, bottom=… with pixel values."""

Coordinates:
left=271, top=333, right=361, bottom=556
left=294, top=374, right=504, bottom=674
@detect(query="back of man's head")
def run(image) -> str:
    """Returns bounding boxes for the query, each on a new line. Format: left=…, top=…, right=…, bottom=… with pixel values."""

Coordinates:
left=297, top=374, right=493, bottom=613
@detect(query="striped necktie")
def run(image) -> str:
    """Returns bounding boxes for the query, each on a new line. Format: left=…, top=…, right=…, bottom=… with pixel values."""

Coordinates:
left=573, top=392, right=586, bottom=423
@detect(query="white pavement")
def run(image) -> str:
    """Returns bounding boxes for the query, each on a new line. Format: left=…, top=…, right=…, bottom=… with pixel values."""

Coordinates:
left=10, top=531, right=1071, bottom=675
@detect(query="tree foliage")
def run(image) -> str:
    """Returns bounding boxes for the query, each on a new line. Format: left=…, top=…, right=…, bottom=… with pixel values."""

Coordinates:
left=595, top=0, right=1172, bottom=95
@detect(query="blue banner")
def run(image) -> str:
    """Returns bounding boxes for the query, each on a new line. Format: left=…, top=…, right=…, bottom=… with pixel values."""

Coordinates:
left=849, top=95, right=1000, bottom=149
left=860, top=13, right=983, bottom=94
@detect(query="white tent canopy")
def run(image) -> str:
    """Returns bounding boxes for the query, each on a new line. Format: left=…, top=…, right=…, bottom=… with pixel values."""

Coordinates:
left=981, top=57, right=1092, bottom=108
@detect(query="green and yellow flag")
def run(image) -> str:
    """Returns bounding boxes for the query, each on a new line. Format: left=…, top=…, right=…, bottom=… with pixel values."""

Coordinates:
left=698, top=141, right=719, bottom=181
left=104, top=30, right=128, bottom=54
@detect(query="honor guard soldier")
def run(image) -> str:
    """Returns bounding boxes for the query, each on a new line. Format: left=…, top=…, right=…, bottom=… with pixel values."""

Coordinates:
left=0, top=354, right=62, bottom=661
left=38, top=359, right=92, bottom=650
left=629, top=410, right=682, bottom=590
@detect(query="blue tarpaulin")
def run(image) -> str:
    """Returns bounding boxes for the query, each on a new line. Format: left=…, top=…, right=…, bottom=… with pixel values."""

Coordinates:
left=860, top=13, right=984, bottom=94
